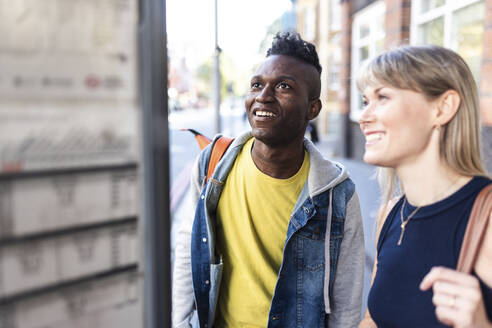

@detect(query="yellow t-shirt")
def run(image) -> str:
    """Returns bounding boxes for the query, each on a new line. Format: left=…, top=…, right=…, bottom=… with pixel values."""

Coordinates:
left=215, top=138, right=310, bottom=327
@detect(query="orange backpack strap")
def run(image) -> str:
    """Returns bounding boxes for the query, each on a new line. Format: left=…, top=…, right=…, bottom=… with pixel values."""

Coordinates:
left=206, top=136, right=234, bottom=183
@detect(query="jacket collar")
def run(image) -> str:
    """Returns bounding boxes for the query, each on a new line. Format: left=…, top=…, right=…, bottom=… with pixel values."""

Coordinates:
left=227, top=131, right=349, bottom=198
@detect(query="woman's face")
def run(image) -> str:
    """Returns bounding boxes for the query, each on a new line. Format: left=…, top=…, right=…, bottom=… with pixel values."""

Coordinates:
left=358, top=84, right=437, bottom=168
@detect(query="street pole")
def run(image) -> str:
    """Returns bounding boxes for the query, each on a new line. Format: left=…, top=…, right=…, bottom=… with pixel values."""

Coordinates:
left=139, top=0, right=170, bottom=327
left=213, top=0, right=221, bottom=134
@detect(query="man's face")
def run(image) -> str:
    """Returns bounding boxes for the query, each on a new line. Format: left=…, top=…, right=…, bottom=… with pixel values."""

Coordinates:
left=245, top=55, right=321, bottom=147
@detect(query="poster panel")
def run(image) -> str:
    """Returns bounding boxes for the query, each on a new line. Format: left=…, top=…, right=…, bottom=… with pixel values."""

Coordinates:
left=0, top=0, right=139, bottom=173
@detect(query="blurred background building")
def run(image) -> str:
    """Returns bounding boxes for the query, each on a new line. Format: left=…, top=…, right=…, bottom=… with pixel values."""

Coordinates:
left=1, top=1, right=491, bottom=327
left=294, top=0, right=491, bottom=173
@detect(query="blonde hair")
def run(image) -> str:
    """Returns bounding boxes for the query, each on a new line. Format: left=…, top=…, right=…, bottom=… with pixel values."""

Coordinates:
left=356, top=45, right=487, bottom=225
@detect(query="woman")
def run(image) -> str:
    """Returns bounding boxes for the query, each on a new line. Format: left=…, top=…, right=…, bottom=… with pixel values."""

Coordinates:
left=357, top=45, right=492, bottom=327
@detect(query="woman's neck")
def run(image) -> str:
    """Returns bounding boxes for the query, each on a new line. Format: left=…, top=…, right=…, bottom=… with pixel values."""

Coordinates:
left=396, top=157, right=471, bottom=207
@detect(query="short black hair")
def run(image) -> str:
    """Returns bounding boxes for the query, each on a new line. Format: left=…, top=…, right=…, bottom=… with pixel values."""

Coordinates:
left=267, top=31, right=322, bottom=74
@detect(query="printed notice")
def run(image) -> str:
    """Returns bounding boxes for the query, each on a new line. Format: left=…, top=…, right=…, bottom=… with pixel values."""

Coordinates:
left=0, top=0, right=137, bottom=100
left=0, top=0, right=139, bottom=173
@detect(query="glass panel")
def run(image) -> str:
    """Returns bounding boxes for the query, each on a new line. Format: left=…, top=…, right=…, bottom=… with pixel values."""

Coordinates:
left=359, top=45, right=369, bottom=63
left=329, top=66, right=340, bottom=90
left=451, top=1, right=485, bottom=84
left=420, top=0, right=445, bottom=14
left=330, top=0, right=341, bottom=30
left=375, top=39, right=385, bottom=55
left=303, top=6, right=316, bottom=41
left=375, top=15, right=385, bottom=36
left=417, top=17, right=444, bottom=46
left=360, top=23, right=370, bottom=39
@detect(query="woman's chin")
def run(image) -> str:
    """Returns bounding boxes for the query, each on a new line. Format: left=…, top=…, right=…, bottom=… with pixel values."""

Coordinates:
left=363, top=152, right=378, bottom=166
left=363, top=152, right=390, bottom=167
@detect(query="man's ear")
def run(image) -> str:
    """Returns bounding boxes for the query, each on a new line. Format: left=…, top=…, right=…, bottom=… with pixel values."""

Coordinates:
left=307, top=99, right=322, bottom=120
left=434, top=90, right=460, bottom=126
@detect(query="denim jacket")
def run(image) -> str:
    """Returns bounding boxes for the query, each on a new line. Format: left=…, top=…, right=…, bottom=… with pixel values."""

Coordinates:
left=172, top=132, right=364, bottom=328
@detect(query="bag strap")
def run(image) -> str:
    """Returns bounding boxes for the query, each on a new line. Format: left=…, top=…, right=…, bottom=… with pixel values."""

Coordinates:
left=205, top=136, right=234, bottom=183
left=456, top=183, right=492, bottom=273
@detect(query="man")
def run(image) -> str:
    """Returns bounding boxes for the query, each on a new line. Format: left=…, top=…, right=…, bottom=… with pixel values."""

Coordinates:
left=173, top=32, right=364, bottom=328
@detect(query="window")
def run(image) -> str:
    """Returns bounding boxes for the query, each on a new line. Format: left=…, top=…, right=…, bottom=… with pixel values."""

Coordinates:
left=420, top=0, right=446, bottom=14
left=328, top=34, right=341, bottom=91
left=303, top=5, right=316, bottom=41
left=411, top=0, right=485, bottom=83
left=350, top=1, right=386, bottom=121
left=330, top=0, right=341, bottom=31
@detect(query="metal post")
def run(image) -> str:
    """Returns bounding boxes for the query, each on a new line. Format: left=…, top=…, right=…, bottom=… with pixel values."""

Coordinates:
left=213, top=0, right=221, bottom=134
left=138, top=0, right=170, bottom=327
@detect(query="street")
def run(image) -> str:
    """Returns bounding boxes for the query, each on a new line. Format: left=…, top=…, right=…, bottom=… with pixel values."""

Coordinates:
left=169, top=106, right=248, bottom=211
left=169, top=106, right=248, bottom=183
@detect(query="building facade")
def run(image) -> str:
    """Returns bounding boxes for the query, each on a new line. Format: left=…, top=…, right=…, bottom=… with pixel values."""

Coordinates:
left=297, top=0, right=346, bottom=155
left=297, top=0, right=491, bottom=173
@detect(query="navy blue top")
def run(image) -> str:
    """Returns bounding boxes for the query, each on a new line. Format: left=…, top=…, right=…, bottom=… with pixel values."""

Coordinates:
left=368, top=176, right=492, bottom=327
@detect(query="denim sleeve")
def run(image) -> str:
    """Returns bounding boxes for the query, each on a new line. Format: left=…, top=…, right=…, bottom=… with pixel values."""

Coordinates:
left=172, top=156, right=202, bottom=328
left=328, top=192, right=365, bottom=328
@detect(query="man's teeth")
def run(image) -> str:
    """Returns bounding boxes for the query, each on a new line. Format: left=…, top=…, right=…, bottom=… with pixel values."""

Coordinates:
left=256, top=111, right=276, bottom=117
left=366, top=133, right=383, bottom=142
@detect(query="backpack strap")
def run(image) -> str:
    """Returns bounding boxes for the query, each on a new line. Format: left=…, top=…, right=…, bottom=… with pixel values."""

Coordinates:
left=181, top=128, right=212, bottom=150
left=457, top=183, right=492, bottom=273
left=206, top=136, right=234, bottom=183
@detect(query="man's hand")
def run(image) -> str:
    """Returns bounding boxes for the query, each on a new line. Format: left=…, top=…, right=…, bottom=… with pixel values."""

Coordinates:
left=420, top=266, right=492, bottom=328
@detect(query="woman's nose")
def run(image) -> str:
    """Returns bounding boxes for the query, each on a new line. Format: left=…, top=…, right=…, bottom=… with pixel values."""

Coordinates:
left=358, top=102, right=374, bottom=127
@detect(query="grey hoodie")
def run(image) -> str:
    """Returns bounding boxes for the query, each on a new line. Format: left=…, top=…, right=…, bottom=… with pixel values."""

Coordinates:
left=172, top=132, right=364, bottom=327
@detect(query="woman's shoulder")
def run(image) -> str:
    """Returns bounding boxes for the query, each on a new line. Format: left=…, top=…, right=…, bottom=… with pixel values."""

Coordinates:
left=465, top=176, right=492, bottom=203
left=471, top=175, right=491, bottom=188
left=386, top=197, right=401, bottom=215
left=447, top=175, right=491, bottom=206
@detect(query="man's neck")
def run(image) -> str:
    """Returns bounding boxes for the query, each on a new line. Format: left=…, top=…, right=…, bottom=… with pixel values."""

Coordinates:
left=250, top=138, right=305, bottom=179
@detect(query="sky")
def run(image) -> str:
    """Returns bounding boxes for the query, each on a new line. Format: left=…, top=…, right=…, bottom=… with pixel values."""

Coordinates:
left=166, top=0, right=292, bottom=71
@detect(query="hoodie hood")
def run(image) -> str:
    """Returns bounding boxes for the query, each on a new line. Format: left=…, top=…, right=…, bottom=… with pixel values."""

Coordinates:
left=228, top=131, right=349, bottom=197
left=303, top=138, right=349, bottom=197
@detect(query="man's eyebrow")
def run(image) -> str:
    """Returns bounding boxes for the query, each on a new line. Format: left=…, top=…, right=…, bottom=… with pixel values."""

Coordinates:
left=250, top=75, right=297, bottom=83
left=276, top=75, right=297, bottom=82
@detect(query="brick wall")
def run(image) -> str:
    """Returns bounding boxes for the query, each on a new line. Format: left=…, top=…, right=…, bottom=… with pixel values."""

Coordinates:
left=384, top=0, right=411, bottom=48
left=480, top=0, right=492, bottom=127
left=338, top=0, right=353, bottom=157
left=339, top=0, right=352, bottom=116
left=481, top=0, right=492, bottom=173
left=340, top=0, right=491, bottom=165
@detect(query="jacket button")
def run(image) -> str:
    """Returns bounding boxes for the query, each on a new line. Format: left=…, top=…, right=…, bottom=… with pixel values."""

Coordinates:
left=200, top=195, right=205, bottom=199
left=202, top=237, right=207, bottom=243
left=271, top=315, right=280, bottom=321
left=205, top=280, right=210, bottom=285
left=303, top=206, right=310, bottom=214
